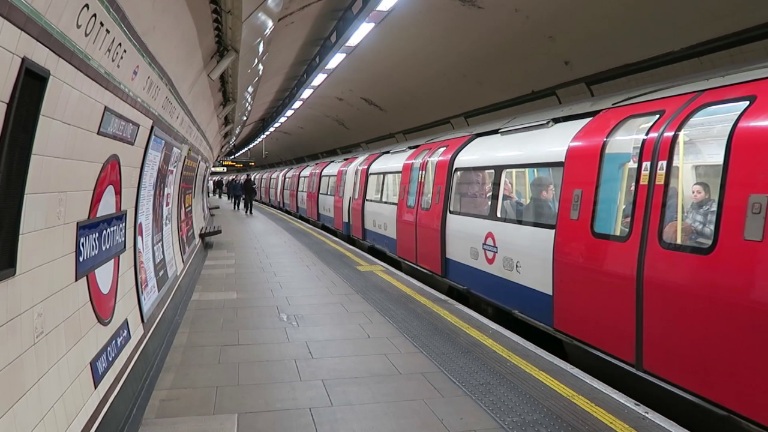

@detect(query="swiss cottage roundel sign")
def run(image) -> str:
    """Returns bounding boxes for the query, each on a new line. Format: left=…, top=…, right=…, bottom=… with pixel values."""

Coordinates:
left=76, top=154, right=128, bottom=325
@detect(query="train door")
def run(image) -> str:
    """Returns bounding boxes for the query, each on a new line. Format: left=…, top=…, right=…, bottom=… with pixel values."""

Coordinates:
left=277, top=168, right=288, bottom=208
left=415, top=137, right=470, bottom=274
left=334, top=157, right=358, bottom=232
left=396, top=147, right=431, bottom=263
left=640, top=83, right=766, bottom=427
left=351, top=153, right=382, bottom=239
left=554, top=95, right=690, bottom=363
left=397, top=137, right=470, bottom=274
left=307, top=162, right=330, bottom=221
left=289, top=166, right=304, bottom=213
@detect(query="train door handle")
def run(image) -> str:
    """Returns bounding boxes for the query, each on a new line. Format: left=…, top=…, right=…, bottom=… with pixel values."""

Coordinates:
left=744, top=194, right=768, bottom=241
left=570, top=189, right=582, bottom=220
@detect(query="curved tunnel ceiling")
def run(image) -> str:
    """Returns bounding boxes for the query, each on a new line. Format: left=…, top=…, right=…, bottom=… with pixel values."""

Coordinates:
left=230, top=0, right=768, bottom=166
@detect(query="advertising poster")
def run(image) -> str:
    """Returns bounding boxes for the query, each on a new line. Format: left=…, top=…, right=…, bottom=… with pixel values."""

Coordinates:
left=178, top=153, right=200, bottom=261
left=135, top=127, right=181, bottom=320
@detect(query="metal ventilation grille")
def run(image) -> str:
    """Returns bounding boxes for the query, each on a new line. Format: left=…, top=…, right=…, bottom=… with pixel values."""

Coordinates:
left=0, top=59, right=49, bottom=281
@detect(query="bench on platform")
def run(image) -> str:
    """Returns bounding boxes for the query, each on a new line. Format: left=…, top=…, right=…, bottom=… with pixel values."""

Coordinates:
left=199, top=225, right=222, bottom=249
left=208, top=205, right=220, bottom=210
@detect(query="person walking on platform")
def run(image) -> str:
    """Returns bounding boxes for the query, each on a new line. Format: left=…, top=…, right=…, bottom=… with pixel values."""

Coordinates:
left=231, top=178, right=243, bottom=210
left=243, top=175, right=255, bottom=215
left=215, top=178, right=224, bottom=198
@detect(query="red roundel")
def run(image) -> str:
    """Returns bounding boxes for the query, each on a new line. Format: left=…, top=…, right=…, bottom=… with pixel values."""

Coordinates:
left=482, top=231, right=498, bottom=265
left=87, top=155, right=122, bottom=325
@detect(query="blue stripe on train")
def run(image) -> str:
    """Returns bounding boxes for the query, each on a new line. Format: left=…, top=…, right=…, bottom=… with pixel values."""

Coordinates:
left=298, top=206, right=307, bottom=217
left=343, top=222, right=350, bottom=236
left=319, top=213, right=334, bottom=227
left=364, top=229, right=397, bottom=254
left=445, top=258, right=552, bottom=326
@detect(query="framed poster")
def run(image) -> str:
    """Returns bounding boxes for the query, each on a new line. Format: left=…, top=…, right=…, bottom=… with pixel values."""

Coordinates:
left=134, top=127, right=182, bottom=321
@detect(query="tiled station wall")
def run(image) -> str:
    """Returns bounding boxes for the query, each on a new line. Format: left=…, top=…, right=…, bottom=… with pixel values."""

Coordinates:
left=0, top=11, right=211, bottom=432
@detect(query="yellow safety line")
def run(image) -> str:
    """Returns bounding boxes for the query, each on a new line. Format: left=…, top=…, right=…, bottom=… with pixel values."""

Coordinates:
left=259, top=204, right=635, bottom=432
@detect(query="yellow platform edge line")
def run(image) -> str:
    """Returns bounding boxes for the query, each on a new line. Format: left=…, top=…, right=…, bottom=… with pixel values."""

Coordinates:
left=260, top=205, right=635, bottom=432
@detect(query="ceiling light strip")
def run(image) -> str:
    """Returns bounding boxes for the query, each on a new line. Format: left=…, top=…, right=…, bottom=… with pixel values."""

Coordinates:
left=232, top=0, right=399, bottom=157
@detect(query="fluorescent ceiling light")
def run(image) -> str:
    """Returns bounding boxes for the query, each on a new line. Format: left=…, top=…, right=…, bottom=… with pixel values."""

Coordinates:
left=376, top=0, right=398, bottom=11
left=279, top=116, right=288, bottom=123
left=292, top=100, right=304, bottom=109
left=326, top=53, right=346, bottom=69
left=300, top=88, right=314, bottom=99
left=346, top=22, right=375, bottom=47
left=286, top=109, right=295, bottom=116
left=311, top=73, right=328, bottom=87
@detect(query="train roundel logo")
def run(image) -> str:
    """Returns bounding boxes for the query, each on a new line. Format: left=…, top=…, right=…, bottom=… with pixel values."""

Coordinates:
left=481, top=231, right=498, bottom=265
left=131, top=65, right=139, bottom=81
left=87, top=155, right=123, bottom=325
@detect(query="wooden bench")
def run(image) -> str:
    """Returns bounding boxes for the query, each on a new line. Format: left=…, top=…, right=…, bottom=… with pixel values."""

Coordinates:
left=199, top=225, right=222, bottom=249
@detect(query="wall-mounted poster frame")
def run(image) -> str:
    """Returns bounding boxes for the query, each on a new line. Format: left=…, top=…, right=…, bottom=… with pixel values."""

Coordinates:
left=178, top=152, right=200, bottom=262
left=134, top=126, right=182, bottom=322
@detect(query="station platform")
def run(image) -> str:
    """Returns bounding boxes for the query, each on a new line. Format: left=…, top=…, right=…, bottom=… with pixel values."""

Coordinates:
left=137, top=196, right=683, bottom=432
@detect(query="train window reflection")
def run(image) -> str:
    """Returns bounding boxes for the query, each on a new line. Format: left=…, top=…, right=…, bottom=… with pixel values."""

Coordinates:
left=381, top=173, right=401, bottom=204
left=407, top=150, right=429, bottom=208
left=366, top=174, right=383, bottom=201
left=593, top=114, right=660, bottom=240
left=449, top=169, right=495, bottom=216
left=421, top=147, right=446, bottom=210
left=661, top=100, right=750, bottom=251
left=353, top=166, right=362, bottom=200
left=319, top=176, right=330, bottom=195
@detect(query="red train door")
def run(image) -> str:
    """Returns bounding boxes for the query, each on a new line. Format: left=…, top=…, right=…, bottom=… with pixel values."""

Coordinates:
left=397, top=137, right=470, bottom=274
left=289, top=166, right=304, bottom=212
left=335, top=157, right=358, bottom=231
left=640, top=82, right=767, bottom=427
left=307, top=162, right=330, bottom=221
left=415, top=137, right=470, bottom=274
left=397, top=146, right=431, bottom=264
left=554, top=95, right=691, bottom=363
left=351, top=154, right=381, bottom=239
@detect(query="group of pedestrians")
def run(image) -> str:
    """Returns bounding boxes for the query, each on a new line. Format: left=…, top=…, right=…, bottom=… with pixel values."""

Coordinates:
left=210, top=175, right=256, bottom=215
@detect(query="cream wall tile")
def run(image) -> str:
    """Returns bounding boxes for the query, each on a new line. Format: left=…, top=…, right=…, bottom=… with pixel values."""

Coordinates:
left=30, top=0, right=54, bottom=16
left=0, top=48, right=14, bottom=97
left=0, top=280, right=8, bottom=326
left=0, top=315, right=23, bottom=371
left=43, top=48, right=58, bottom=73
left=64, top=191, right=91, bottom=225
left=42, top=409, right=57, bottom=432
left=17, top=223, right=72, bottom=275
left=30, top=41, right=49, bottom=67
left=0, top=54, right=20, bottom=103
left=0, top=22, right=20, bottom=54
left=15, top=32, right=36, bottom=59
left=20, top=192, right=67, bottom=235
left=0, top=409, right=18, bottom=432
left=41, top=77, right=63, bottom=119
left=52, top=400, right=66, bottom=431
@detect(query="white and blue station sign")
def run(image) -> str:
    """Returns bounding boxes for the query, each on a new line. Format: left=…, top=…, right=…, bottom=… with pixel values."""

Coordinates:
left=90, top=319, right=131, bottom=387
left=76, top=211, right=128, bottom=280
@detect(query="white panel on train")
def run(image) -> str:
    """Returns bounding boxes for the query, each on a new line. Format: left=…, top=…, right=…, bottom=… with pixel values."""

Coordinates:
left=453, top=118, right=591, bottom=168
left=445, top=118, right=591, bottom=326
left=369, top=150, right=412, bottom=173
left=297, top=166, right=312, bottom=213
left=319, top=161, right=344, bottom=223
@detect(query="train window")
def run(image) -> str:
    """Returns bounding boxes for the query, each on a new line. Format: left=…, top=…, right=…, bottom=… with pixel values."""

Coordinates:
left=660, top=99, right=750, bottom=252
left=319, top=176, right=330, bottom=195
left=366, top=174, right=384, bottom=201
left=299, top=177, right=306, bottom=192
left=338, top=170, right=346, bottom=197
left=381, top=173, right=401, bottom=204
left=421, top=147, right=447, bottom=210
left=328, top=175, right=337, bottom=196
left=593, top=114, right=660, bottom=240
left=494, top=166, right=563, bottom=228
left=353, top=166, right=362, bottom=200
left=407, top=150, right=430, bottom=208
left=449, top=169, right=495, bottom=217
